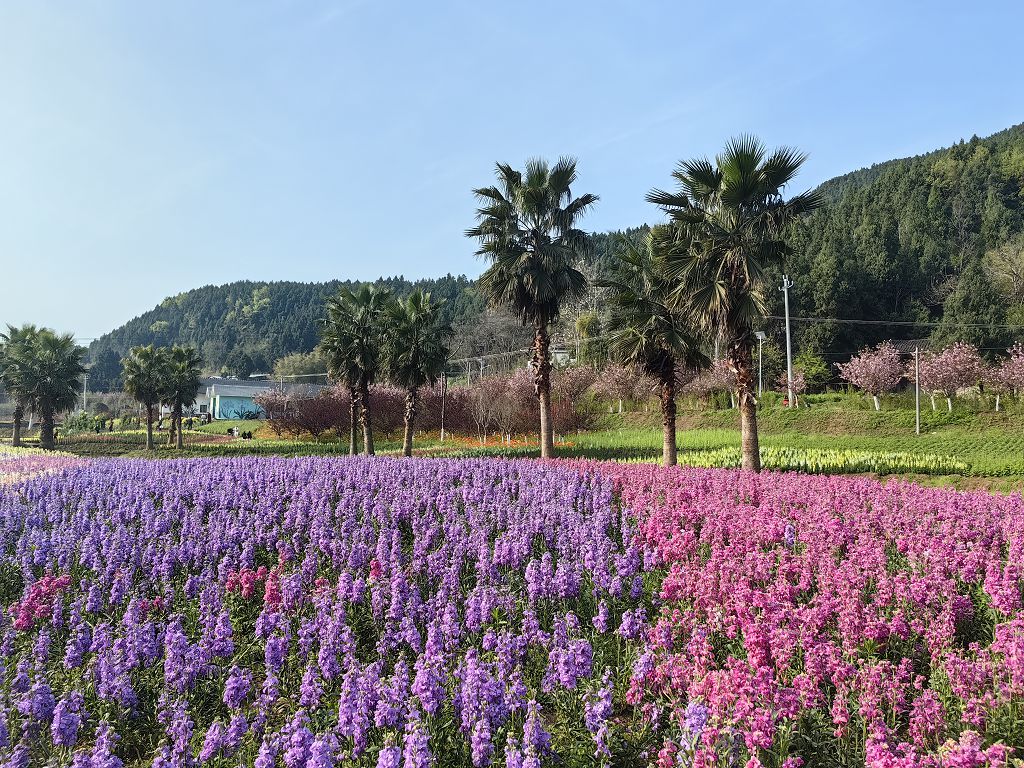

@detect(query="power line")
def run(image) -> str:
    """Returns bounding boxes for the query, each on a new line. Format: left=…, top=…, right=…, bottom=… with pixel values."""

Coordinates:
left=765, top=315, right=1024, bottom=330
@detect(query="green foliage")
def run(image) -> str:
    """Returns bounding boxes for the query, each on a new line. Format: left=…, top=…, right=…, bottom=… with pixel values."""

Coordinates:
left=271, top=350, right=326, bottom=381
left=794, top=350, right=832, bottom=392
left=598, top=231, right=708, bottom=383
left=87, top=275, right=484, bottom=387
left=385, top=291, right=453, bottom=391
left=121, top=346, right=168, bottom=412
left=467, top=156, right=597, bottom=328
left=1, top=328, right=86, bottom=448
left=785, top=125, right=1024, bottom=354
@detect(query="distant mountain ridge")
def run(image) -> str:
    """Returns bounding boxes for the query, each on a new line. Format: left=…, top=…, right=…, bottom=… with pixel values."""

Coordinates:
left=88, top=123, right=1024, bottom=389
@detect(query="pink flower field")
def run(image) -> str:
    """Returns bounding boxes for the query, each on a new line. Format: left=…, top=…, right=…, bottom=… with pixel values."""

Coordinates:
left=599, top=463, right=1022, bottom=768
left=0, top=447, right=89, bottom=486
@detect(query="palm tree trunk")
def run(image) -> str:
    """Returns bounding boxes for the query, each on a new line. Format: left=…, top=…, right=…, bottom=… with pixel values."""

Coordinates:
left=145, top=405, right=155, bottom=451
left=730, top=338, right=760, bottom=472
left=11, top=405, right=23, bottom=447
left=175, top=405, right=184, bottom=450
left=167, top=409, right=177, bottom=447
left=532, top=323, right=555, bottom=459
left=660, top=366, right=677, bottom=467
left=402, top=386, right=418, bottom=457
left=40, top=405, right=55, bottom=451
left=360, top=380, right=374, bottom=455
left=348, top=387, right=359, bottom=456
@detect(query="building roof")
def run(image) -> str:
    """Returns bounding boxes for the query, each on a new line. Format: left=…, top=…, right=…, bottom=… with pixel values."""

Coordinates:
left=200, top=377, right=277, bottom=389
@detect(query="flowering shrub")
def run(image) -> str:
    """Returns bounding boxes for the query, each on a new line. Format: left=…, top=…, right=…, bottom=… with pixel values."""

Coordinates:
left=595, top=463, right=1021, bottom=768
left=0, top=457, right=653, bottom=766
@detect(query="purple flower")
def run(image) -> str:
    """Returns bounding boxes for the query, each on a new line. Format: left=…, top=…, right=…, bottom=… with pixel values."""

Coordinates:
left=403, top=716, right=433, bottom=768
left=51, top=690, right=85, bottom=747
left=684, top=700, right=709, bottom=737
left=224, top=665, right=253, bottom=709
left=308, top=732, right=339, bottom=768
left=584, top=670, right=613, bottom=759
left=90, top=721, right=124, bottom=768
left=376, top=745, right=401, bottom=768
left=199, top=720, right=226, bottom=762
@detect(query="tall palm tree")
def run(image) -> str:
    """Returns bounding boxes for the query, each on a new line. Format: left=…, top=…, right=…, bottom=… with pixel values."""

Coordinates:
left=466, top=157, right=598, bottom=458
left=599, top=231, right=709, bottom=467
left=5, top=330, right=86, bottom=450
left=320, top=324, right=361, bottom=456
left=162, top=346, right=203, bottom=450
left=0, top=324, right=39, bottom=446
left=385, top=290, right=453, bottom=456
left=321, top=285, right=394, bottom=455
left=649, top=136, right=822, bottom=471
left=122, top=345, right=170, bottom=451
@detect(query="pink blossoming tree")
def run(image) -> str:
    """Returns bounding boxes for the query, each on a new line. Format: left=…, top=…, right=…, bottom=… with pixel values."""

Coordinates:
left=985, top=343, right=1024, bottom=410
left=916, top=342, right=984, bottom=412
left=837, top=341, right=903, bottom=410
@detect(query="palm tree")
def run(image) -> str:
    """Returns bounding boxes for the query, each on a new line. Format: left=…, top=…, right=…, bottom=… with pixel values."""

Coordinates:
left=321, top=285, right=394, bottom=455
left=0, top=324, right=39, bottom=446
left=162, top=346, right=203, bottom=450
left=122, top=345, right=170, bottom=451
left=599, top=231, right=708, bottom=467
left=320, top=322, right=361, bottom=456
left=649, top=136, right=822, bottom=471
left=5, top=330, right=86, bottom=450
left=466, top=157, right=598, bottom=458
left=385, top=290, right=453, bottom=456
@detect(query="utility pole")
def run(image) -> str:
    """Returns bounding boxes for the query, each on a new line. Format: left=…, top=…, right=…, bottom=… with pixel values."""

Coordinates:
left=779, top=276, right=795, bottom=407
left=755, top=331, right=767, bottom=397
left=439, top=371, right=447, bottom=443
left=914, top=347, right=921, bottom=436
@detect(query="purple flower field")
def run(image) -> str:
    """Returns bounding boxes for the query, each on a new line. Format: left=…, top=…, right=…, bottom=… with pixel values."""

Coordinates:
left=0, top=457, right=653, bottom=767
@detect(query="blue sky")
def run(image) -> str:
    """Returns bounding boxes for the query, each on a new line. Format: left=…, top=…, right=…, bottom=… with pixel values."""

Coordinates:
left=1, top=1, right=1021, bottom=339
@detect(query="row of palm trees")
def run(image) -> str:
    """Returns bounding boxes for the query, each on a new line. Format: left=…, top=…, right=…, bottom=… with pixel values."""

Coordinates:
left=466, top=137, right=821, bottom=469
left=0, top=330, right=203, bottom=452
left=321, top=287, right=452, bottom=456
left=0, top=325, right=86, bottom=450
left=121, top=345, right=203, bottom=450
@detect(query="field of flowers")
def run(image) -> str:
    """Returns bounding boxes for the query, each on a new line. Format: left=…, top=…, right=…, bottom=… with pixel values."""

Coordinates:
left=0, top=446, right=90, bottom=485
left=595, top=463, right=1023, bottom=768
left=0, top=457, right=655, bottom=767
left=0, top=455, right=1018, bottom=767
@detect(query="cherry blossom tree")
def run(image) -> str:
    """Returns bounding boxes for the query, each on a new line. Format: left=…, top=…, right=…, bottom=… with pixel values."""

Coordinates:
left=684, top=359, right=737, bottom=407
left=836, top=342, right=903, bottom=410
left=592, top=363, right=644, bottom=414
left=916, top=342, right=984, bottom=412
left=775, top=369, right=807, bottom=406
left=985, top=343, right=1024, bottom=411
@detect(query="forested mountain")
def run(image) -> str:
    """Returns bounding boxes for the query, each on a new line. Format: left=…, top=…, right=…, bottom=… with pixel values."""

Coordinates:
left=87, top=276, right=485, bottom=391
left=88, top=124, right=1024, bottom=390
left=780, top=123, right=1024, bottom=356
